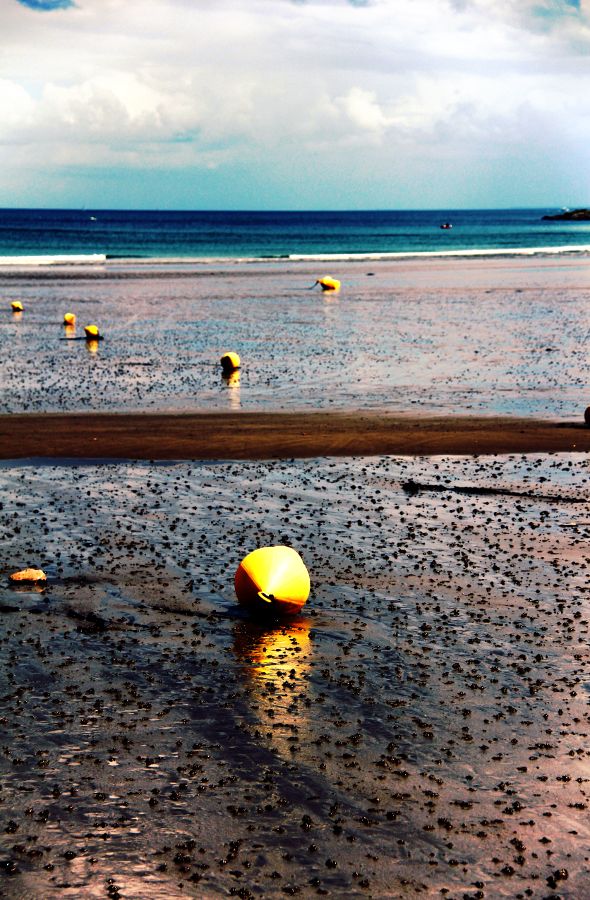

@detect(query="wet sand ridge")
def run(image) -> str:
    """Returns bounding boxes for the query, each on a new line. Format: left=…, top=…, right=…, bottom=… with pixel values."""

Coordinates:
left=1, top=411, right=589, bottom=459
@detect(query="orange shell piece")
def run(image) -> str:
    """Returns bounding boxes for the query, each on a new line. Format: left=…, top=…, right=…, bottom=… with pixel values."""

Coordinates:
left=9, top=568, right=47, bottom=583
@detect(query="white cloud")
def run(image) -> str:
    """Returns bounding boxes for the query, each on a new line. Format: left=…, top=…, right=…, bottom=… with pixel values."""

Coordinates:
left=338, top=87, right=390, bottom=135
left=0, top=0, right=589, bottom=206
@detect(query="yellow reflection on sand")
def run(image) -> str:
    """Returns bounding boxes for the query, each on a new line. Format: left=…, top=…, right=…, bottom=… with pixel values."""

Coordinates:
left=232, top=617, right=312, bottom=758
left=85, top=339, right=100, bottom=355
left=64, top=324, right=76, bottom=338
left=222, top=370, right=241, bottom=409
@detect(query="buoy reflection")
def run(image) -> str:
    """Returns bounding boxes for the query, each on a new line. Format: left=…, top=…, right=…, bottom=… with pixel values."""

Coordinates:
left=86, top=338, right=100, bottom=355
left=222, top=370, right=241, bottom=409
left=64, top=324, right=76, bottom=339
left=232, top=618, right=312, bottom=759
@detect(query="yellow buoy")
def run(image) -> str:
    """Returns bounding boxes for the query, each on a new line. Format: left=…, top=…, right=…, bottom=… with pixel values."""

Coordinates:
left=11, top=301, right=24, bottom=312
left=84, top=324, right=101, bottom=340
left=315, top=276, right=340, bottom=292
left=220, top=351, right=240, bottom=373
left=63, top=312, right=76, bottom=326
left=235, top=545, right=310, bottom=616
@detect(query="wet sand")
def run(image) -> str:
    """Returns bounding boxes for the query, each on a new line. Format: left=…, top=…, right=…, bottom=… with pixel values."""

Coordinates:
left=1, top=454, right=590, bottom=898
left=1, top=411, right=590, bottom=460
left=2, top=255, right=590, bottom=418
left=2, top=255, right=590, bottom=898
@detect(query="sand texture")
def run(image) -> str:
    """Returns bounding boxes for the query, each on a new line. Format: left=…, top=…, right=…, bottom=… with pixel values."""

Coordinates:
left=2, top=256, right=590, bottom=898
left=1, top=256, right=590, bottom=419
left=1, top=412, right=590, bottom=461
left=1, top=454, right=590, bottom=898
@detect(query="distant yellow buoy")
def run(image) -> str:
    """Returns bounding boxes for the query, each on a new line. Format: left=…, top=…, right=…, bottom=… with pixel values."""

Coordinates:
left=315, top=276, right=341, bottom=292
left=235, top=546, right=310, bottom=616
left=221, top=351, right=240, bottom=373
left=64, top=312, right=76, bottom=326
left=84, top=324, right=101, bottom=340
left=11, top=301, right=23, bottom=312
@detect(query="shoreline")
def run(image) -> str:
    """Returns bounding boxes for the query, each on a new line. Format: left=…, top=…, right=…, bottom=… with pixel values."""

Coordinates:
left=0, top=250, right=590, bottom=279
left=1, top=411, right=589, bottom=460
left=0, top=244, right=589, bottom=268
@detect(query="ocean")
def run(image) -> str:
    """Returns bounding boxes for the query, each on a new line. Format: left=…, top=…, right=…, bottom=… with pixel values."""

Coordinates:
left=0, top=207, right=589, bottom=262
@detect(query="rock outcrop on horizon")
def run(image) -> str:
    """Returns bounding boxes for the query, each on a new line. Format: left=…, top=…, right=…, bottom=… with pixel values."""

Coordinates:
left=542, top=208, right=590, bottom=220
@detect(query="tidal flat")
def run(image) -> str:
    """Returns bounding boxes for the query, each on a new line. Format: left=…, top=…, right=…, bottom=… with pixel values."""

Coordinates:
left=1, top=255, right=590, bottom=418
left=1, top=452, right=590, bottom=898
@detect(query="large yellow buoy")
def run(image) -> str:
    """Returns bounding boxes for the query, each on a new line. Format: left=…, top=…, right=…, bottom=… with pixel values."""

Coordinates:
left=235, top=546, right=310, bottom=616
left=84, top=324, right=102, bottom=340
left=11, top=301, right=24, bottom=312
left=315, top=276, right=341, bottom=292
left=221, top=352, right=240, bottom=374
left=64, top=312, right=76, bottom=326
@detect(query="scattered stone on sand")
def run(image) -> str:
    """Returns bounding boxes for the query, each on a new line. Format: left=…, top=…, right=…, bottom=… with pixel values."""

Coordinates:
left=2, top=454, right=590, bottom=897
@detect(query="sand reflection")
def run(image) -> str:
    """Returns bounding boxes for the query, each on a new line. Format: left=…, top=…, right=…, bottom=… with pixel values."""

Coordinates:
left=232, top=617, right=312, bottom=758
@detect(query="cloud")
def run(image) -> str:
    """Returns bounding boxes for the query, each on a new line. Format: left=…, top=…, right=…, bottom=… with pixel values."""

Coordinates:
left=1, top=0, right=590, bottom=208
left=15, top=0, right=75, bottom=10
left=338, top=87, right=390, bottom=136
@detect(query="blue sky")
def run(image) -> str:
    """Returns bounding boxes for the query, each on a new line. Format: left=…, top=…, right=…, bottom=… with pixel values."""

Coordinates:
left=1, top=0, right=589, bottom=209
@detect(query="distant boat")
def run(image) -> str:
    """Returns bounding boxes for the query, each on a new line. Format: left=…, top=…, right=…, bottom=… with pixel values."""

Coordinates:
left=439, top=222, right=453, bottom=230
left=89, top=216, right=97, bottom=221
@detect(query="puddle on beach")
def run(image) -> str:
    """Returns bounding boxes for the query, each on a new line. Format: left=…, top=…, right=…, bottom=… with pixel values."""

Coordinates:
left=1, top=453, right=590, bottom=897
left=1, top=259, right=590, bottom=417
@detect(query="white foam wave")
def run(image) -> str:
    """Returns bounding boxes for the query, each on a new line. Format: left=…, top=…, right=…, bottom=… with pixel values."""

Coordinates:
left=286, top=244, right=590, bottom=261
left=1, top=245, right=588, bottom=269
left=0, top=254, right=107, bottom=267
left=104, top=245, right=590, bottom=266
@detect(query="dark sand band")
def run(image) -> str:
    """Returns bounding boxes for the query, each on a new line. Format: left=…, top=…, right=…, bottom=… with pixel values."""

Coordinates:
left=0, top=412, right=588, bottom=459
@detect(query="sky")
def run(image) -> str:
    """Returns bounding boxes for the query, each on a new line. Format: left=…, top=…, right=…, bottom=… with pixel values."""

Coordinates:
left=0, top=0, right=589, bottom=209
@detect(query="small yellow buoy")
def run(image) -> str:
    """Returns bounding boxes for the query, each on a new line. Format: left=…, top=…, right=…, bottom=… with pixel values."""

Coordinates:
left=235, top=546, right=310, bottom=616
left=9, top=568, right=47, bottom=583
left=11, top=301, right=24, bottom=312
left=64, top=312, right=76, bottom=326
left=84, top=324, right=101, bottom=340
left=315, top=276, right=340, bottom=292
left=221, top=351, right=240, bottom=374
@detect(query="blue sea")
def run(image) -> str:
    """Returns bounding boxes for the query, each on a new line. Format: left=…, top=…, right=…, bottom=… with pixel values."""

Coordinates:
left=0, top=208, right=589, bottom=262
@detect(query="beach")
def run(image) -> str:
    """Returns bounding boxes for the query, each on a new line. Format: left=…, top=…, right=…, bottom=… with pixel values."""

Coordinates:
left=1, top=254, right=590, bottom=898
left=1, top=255, right=590, bottom=419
